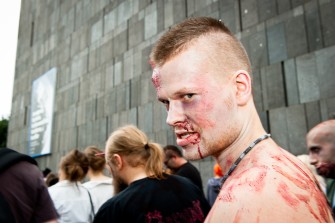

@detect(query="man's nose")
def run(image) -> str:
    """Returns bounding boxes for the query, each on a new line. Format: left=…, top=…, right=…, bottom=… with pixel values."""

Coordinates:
left=166, top=101, right=185, bottom=126
left=309, top=153, right=318, bottom=166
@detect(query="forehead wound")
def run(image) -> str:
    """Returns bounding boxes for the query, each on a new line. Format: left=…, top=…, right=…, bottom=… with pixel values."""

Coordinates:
left=151, top=68, right=161, bottom=89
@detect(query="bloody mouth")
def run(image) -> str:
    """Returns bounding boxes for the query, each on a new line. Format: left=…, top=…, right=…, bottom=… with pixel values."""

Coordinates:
left=176, top=132, right=200, bottom=146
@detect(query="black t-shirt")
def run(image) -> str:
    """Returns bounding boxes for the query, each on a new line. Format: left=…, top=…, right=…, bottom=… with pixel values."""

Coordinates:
left=93, top=174, right=211, bottom=223
left=175, top=162, right=204, bottom=194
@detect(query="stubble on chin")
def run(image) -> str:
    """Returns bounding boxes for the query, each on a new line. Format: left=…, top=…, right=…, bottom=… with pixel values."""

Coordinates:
left=183, top=145, right=205, bottom=161
left=317, top=162, right=335, bottom=179
left=113, top=175, right=128, bottom=194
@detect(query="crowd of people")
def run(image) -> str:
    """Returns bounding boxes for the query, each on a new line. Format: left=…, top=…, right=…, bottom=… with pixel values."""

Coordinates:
left=0, top=16, right=334, bottom=222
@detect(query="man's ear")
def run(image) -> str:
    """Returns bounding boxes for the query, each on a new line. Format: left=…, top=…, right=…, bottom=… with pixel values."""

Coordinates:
left=112, top=154, right=123, bottom=170
left=234, top=70, right=252, bottom=106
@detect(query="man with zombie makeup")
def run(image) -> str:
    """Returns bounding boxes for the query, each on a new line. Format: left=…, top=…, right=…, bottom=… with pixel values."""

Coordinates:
left=93, top=125, right=210, bottom=223
left=307, top=120, right=335, bottom=215
left=149, top=17, right=334, bottom=222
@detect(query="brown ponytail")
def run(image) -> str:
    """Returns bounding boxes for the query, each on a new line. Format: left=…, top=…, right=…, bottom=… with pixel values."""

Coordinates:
left=60, top=149, right=89, bottom=182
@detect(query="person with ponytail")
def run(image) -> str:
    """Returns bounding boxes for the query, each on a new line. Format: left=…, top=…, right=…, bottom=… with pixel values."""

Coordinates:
left=83, top=146, right=114, bottom=213
left=48, top=149, right=95, bottom=223
left=93, top=125, right=210, bottom=223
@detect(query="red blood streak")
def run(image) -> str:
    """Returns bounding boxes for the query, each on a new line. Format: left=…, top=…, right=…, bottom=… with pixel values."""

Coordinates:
left=233, top=210, right=241, bottom=223
left=218, top=184, right=234, bottom=202
left=247, top=170, right=266, bottom=192
left=277, top=182, right=299, bottom=208
left=185, top=132, right=200, bottom=144
left=232, top=166, right=268, bottom=193
left=272, top=160, right=330, bottom=222
left=175, top=121, right=194, bottom=132
left=151, top=72, right=160, bottom=89
left=272, top=165, right=307, bottom=190
left=197, top=144, right=203, bottom=159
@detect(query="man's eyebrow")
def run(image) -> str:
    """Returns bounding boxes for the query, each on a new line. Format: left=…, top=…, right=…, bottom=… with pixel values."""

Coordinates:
left=157, top=87, right=200, bottom=102
left=172, top=87, right=200, bottom=96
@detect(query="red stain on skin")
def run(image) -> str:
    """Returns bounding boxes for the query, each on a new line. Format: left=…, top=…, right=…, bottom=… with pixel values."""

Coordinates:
left=197, top=144, right=203, bottom=159
left=296, top=194, right=323, bottom=222
left=175, top=121, right=203, bottom=158
left=272, top=150, right=332, bottom=222
left=233, top=210, right=242, bottom=223
left=179, top=76, right=216, bottom=129
left=176, top=122, right=201, bottom=144
left=218, top=184, right=235, bottom=202
left=277, top=182, right=299, bottom=208
left=274, top=168, right=329, bottom=221
left=225, top=156, right=234, bottom=171
left=185, top=132, right=200, bottom=144
left=208, top=147, right=332, bottom=222
left=315, top=198, right=330, bottom=223
left=233, top=166, right=268, bottom=193
left=272, top=165, right=308, bottom=190
left=151, top=70, right=161, bottom=90
left=296, top=193, right=309, bottom=204
left=192, top=104, right=215, bottom=129
left=247, top=170, right=267, bottom=192
left=218, top=190, right=233, bottom=202
left=282, top=152, right=312, bottom=179
left=271, top=155, right=281, bottom=161
left=175, top=121, right=194, bottom=132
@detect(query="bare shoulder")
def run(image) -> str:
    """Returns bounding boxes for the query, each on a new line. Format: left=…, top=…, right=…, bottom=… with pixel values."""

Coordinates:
left=205, top=147, right=334, bottom=222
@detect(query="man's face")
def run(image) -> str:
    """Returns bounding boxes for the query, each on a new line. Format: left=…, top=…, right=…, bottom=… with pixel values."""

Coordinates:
left=307, top=128, right=335, bottom=179
left=105, top=148, right=128, bottom=194
left=152, top=39, right=241, bottom=160
left=163, top=151, right=176, bottom=170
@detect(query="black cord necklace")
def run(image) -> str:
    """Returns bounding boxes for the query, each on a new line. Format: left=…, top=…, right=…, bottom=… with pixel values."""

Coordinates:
left=219, top=133, right=271, bottom=189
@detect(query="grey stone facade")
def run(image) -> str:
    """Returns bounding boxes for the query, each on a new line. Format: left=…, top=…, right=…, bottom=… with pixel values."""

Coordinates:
left=8, top=0, right=335, bottom=190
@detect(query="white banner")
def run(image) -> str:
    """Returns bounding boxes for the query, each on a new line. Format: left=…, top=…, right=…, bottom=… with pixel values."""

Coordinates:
left=28, top=68, right=56, bottom=157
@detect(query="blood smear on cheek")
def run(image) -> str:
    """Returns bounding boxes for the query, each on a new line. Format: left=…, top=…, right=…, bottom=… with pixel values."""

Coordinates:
left=193, top=104, right=215, bottom=129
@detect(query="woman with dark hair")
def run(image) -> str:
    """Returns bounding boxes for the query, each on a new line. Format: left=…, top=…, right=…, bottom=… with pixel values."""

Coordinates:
left=48, top=149, right=95, bottom=223
left=83, top=146, right=113, bottom=213
left=45, top=172, right=59, bottom=187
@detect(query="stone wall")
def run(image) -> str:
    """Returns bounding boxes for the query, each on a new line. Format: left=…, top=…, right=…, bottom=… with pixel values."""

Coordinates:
left=8, top=0, right=335, bottom=190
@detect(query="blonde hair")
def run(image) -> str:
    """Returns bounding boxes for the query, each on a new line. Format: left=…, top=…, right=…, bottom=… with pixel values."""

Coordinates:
left=106, top=125, right=165, bottom=179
